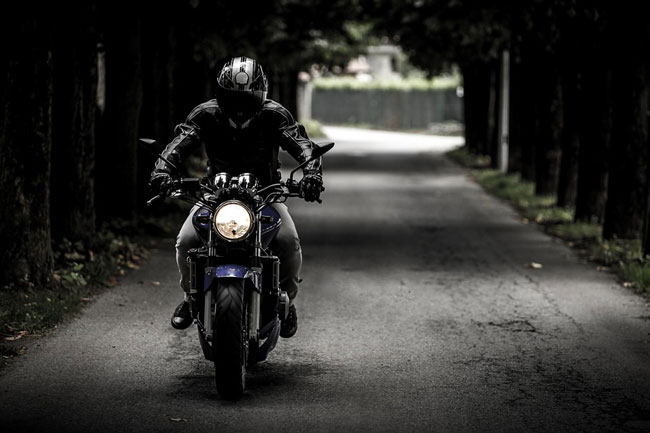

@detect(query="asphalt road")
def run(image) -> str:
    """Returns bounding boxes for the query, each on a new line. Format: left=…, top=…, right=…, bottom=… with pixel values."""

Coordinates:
left=2, top=126, right=650, bottom=433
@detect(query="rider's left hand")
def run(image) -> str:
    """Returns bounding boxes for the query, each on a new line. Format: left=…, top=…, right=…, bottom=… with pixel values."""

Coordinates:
left=301, top=174, right=324, bottom=202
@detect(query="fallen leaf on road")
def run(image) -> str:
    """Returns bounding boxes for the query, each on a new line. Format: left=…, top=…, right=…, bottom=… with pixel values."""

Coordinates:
left=528, top=262, right=543, bottom=269
left=597, top=266, right=610, bottom=272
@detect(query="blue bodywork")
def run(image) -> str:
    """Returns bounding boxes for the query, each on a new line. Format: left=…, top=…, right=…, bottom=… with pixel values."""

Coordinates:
left=260, top=205, right=282, bottom=248
left=191, top=207, right=212, bottom=242
left=204, top=264, right=261, bottom=293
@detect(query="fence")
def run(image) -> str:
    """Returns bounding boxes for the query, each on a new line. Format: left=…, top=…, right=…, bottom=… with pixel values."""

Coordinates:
left=308, top=87, right=463, bottom=130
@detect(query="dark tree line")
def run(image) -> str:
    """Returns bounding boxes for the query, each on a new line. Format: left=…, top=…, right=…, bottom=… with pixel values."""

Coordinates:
left=0, top=0, right=365, bottom=291
left=372, top=0, right=650, bottom=249
left=6, top=0, right=648, bottom=292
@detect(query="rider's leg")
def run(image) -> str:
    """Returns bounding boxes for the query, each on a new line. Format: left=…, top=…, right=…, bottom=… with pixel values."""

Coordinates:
left=171, top=205, right=203, bottom=329
left=271, top=203, right=302, bottom=300
left=271, top=203, right=301, bottom=338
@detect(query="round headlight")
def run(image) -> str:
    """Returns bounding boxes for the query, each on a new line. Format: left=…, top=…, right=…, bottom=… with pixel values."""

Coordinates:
left=213, top=201, right=254, bottom=241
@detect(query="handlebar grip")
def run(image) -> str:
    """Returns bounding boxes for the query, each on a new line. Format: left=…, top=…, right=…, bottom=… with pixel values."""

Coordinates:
left=147, top=194, right=165, bottom=206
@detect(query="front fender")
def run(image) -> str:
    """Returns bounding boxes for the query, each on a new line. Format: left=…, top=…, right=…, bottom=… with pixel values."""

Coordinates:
left=204, top=265, right=261, bottom=293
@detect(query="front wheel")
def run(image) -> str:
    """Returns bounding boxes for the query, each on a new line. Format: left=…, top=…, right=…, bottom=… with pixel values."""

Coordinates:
left=213, top=280, right=248, bottom=400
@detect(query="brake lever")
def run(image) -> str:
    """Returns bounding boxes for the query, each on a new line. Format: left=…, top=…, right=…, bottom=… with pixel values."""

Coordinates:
left=147, top=194, right=165, bottom=206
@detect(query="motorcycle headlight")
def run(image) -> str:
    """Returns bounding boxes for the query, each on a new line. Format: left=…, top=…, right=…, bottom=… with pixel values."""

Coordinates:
left=213, top=200, right=254, bottom=241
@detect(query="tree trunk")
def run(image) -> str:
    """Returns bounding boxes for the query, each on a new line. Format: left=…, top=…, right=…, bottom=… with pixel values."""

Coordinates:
left=602, top=60, right=649, bottom=239
left=574, top=54, right=611, bottom=223
left=514, top=46, right=538, bottom=182
left=507, top=54, right=523, bottom=174
left=556, top=63, right=580, bottom=208
left=269, top=67, right=300, bottom=120
left=533, top=56, right=563, bottom=196
left=51, top=5, right=98, bottom=245
left=602, top=5, right=650, bottom=240
left=284, top=69, right=300, bottom=120
left=460, top=61, right=492, bottom=156
left=0, top=13, right=54, bottom=290
left=488, top=62, right=500, bottom=169
left=95, top=12, right=143, bottom=222
left=139, top=12, right=175, bottom=213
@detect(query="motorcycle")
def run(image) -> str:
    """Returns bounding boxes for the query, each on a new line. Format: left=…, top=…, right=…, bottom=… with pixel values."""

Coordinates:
left=142, top=138, right=334, bottom=400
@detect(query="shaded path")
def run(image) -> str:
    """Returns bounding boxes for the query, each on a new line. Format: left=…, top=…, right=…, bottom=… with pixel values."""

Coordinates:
left=1, top=126, right=649, bottom=432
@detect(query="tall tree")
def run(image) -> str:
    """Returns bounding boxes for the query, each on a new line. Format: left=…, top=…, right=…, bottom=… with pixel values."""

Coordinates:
left=556, top=15, right=580, bottom=208
left=602, top=5, right=650, bottom=239
left=0, top=11, right=54, bottom=290
left=51, top=3, right=98, bottom=245
left=533, top=57, right=563, bottom=196
left=574, top=2, right=611, bottom=223
left=95, top=8, right=144, bottom=221
left=139, top=4, right=177, bottom=212
left=460, top=60, right=494, bottom=155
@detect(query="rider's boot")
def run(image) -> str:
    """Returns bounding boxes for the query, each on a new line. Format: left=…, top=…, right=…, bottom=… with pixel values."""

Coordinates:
left=171, top=300, right=193, bottom=330
left=280, top=304, right=298, bottom=338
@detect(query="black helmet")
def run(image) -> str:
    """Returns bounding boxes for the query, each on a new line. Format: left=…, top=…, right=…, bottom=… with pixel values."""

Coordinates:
left=216, top=56, right=268, bottom=128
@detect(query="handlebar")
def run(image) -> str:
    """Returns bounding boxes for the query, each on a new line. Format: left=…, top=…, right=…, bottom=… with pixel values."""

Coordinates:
left=146, top=177, right=306, bottom=208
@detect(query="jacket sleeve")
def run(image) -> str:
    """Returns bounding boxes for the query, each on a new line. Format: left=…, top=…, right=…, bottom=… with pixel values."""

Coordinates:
left=152, top=107, right=203, bottom=174
left=276, top=107, right=322, bottom=176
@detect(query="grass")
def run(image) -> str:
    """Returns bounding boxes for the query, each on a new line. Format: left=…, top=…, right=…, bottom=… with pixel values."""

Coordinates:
left=447, top=146, right=650, bottom=296
left=300, top=118, right=327, bottom=139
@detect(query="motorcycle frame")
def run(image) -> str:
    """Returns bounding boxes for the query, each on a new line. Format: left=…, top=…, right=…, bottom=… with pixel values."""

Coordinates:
left=191, top=204, right=283, bottom=364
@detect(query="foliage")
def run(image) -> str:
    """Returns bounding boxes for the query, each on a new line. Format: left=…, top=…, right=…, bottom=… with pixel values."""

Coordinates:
left=546, top=222, right=601, bottom=241
left=312, top=75, right=460, bottom=91
left=187, top=0, right=369, bottom=75
left=0, top=226, right=149, bottom=346
left=446, top=146, right=491, bottom=168
left=0, top=287, right=85, bottom=337
left=369, top=0, right=511, bottom=74
left=589, top=239, right=643, bottom=268
left=300, top=118, right=327, bottom=138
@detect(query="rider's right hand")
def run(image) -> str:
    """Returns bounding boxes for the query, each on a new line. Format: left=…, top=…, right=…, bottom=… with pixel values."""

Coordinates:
left=149, top=171, right=173, bottom=195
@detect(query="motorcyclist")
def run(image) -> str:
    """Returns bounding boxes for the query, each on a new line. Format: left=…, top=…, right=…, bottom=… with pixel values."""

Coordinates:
left=149, top=56, right=324, bottom=338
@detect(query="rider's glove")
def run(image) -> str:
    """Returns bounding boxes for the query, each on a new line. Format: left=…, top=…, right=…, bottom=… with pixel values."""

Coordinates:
left=149, top=171, right=172, bottom=195
left=300, top=173, right=324, bottom=202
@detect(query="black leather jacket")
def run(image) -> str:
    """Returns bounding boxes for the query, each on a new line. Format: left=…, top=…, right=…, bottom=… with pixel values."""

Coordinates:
left=153, top=98, right=321, bottom=186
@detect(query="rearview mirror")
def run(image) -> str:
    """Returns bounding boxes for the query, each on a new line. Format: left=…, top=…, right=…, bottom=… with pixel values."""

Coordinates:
left=312, top=142, right=335, bottom=159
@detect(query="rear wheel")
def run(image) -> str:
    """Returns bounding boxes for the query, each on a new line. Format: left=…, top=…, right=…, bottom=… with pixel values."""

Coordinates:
left=213, top=280, right=248, bottom=400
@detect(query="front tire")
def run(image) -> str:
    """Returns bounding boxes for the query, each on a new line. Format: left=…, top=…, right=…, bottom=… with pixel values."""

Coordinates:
left=213, top=280, right=248, bottom=400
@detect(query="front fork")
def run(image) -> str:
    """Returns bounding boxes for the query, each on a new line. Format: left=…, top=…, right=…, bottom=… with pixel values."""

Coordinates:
left=195, top=215, right=279, bottom=341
